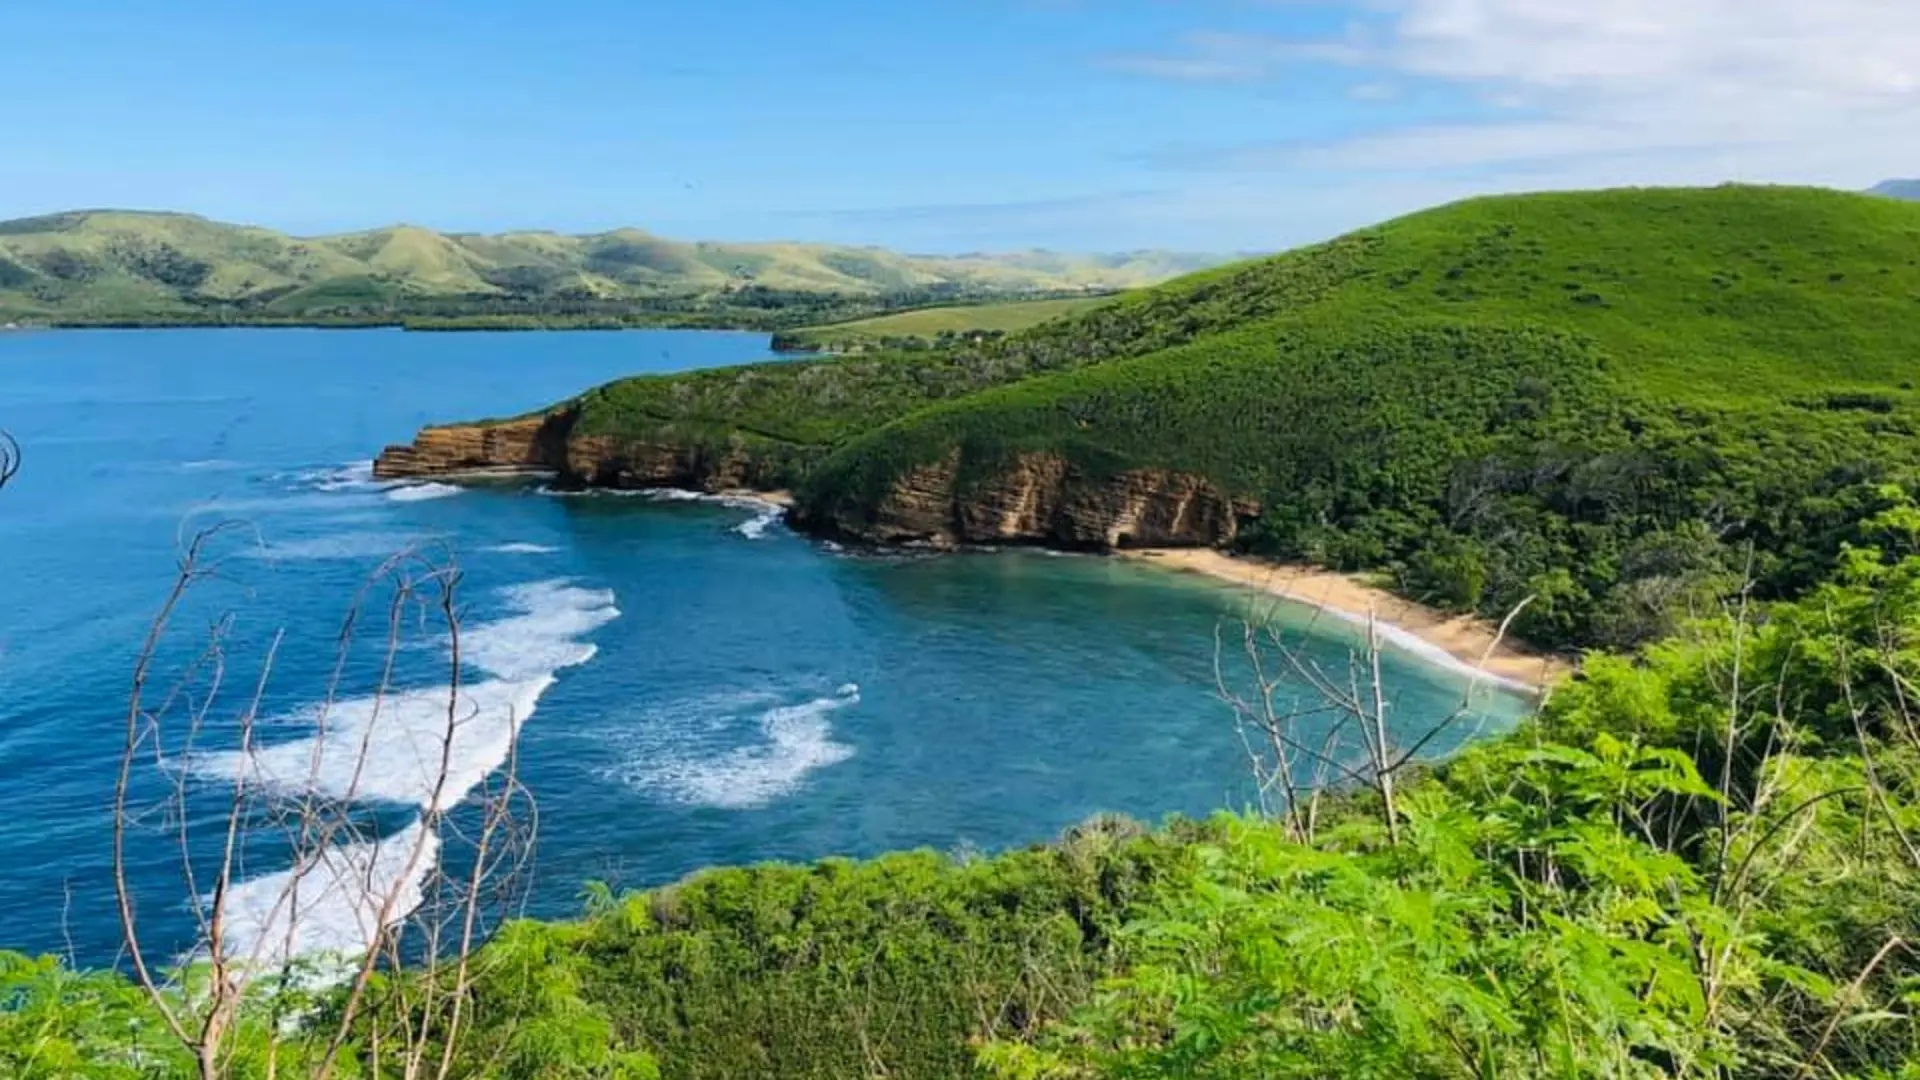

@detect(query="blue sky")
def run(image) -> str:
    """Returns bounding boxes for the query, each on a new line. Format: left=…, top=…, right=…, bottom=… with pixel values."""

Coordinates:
left=3, top=0, right=1914, bottom=252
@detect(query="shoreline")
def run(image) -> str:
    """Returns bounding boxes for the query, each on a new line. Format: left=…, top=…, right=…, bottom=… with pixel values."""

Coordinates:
left=1119, top=549, right=1573, bottom=695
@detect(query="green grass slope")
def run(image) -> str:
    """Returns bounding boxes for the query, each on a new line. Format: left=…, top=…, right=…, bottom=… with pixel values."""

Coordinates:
left=0, top=210, right=1219, bottom=323
left=772, top=295, right=1116, bottom=352
left=566, top=185, right=1920, bottom=649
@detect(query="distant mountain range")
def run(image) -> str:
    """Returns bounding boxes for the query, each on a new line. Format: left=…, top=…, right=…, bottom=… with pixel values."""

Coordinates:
left=0, top=209, right=1224, bottom=325
left=1870, top=179, right=1920, bottom=201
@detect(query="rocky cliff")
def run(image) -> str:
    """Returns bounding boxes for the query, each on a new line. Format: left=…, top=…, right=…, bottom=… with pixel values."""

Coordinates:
left=372, top=412, right=573, bottom=478
left=374, top=408, right=803, bottom=493
left=793, top=451, right=1257, bottom=550
left=377, top=420, right=1249, bottom=550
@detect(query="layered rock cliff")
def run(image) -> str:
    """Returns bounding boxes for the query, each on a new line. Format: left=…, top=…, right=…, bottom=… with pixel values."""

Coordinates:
left=377, top=420, right=1250, bottom=550
left=793, top=451, right=1258, bottom=550
left=373, top=408, right=791, bottom=493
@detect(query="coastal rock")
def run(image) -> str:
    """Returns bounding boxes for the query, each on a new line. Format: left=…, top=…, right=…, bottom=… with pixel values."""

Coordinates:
left=372, top=412, right=572, bottom=479
left=802, top=451, right=1257, bottom=550
left=376, top=419, right=1251, bottom=552
left=373, top=410, right=791, bottom=494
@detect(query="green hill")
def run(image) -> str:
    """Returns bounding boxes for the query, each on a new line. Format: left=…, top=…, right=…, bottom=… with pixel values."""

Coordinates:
left=547, top=185, right=1920, bottom=649
left=0, top=210, right=1218, bottom=325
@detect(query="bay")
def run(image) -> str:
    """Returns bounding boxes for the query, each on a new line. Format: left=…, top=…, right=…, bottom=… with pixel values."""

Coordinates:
left=0, top=328, right=1526, bottom=965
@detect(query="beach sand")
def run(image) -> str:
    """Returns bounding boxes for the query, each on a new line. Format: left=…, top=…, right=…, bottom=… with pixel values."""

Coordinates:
left=1120, top=549, right=1573, bottom=694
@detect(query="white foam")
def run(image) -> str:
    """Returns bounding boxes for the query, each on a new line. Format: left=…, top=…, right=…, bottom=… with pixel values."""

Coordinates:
left=241, top=531, right=422, bottom=562
left=197, top=580, right=616, bottom=809
left=294, top=461, right=383, bottom=493
left=195, top=677, right=552, bottom=811
left=462, top=580, right=619, bottom=683
left=386, top=482, right=463, bottom=503
left=219, top=821, right=440, bottom=970
left=486, top=542, right=560, bottom=555
left=614, top=683, right=858, bottom=809
left=204, top=578, right=618, bottom=968
left=734, top=504, right=783, bottom=540
left=178, top=459, right=246, bottom=471
left=536, top=485, right=786, bottom=538
left=1279, top=602, right=1537, bottom=697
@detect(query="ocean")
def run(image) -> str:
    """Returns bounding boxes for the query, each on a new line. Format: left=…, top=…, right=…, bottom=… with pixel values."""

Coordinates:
left=0, top=327, right=1527, bottom=966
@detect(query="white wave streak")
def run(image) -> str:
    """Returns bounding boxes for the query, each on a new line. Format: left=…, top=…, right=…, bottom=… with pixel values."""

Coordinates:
left=618, top=684, right=858, bottom=809
left=203, top=580, right=617, bottom=968
left=197, top=678, right=552, bottom=811
left=537, top=485, right=786, bottom=538
left=241, top=531, right=421, bottom=562
left=385, top=482, right=463, bottom=503
left=219, top=822, right=440, bottom=969
left=295, top=461, right=381, bottom=493
left=198, top=580, right=617, bottom=808
left=486, top=542, right=560, bottom=555
left=734, top=504, right=783, bottom=540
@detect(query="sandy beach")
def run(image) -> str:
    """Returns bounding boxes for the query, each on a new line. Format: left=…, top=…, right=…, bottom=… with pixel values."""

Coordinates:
left=724, top=488, right=795, bottom=507
left=1121, top=549, right=1573, bottom=694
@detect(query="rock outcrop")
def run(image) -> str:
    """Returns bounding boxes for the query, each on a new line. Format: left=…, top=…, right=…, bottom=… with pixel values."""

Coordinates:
left=373, top=409, right=793, bottom=494
left=372, top=412, right=573, bottom=479
left=795, top=451, right=1258, bottom=550
left=378, top=419, right=1252, bottom=551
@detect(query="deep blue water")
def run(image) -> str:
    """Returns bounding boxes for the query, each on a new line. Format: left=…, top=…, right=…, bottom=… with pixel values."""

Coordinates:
left=0, top=328, right=1525, bottom=967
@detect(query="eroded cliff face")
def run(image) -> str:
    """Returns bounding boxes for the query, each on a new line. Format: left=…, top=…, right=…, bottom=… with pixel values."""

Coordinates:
left=372, top=412, right=573, bottom=479
left=378, top=419, right=1250, bottom=551
left=373, top=409, right=792, bottom=494
left=796, top=451, right=1258, bottom=550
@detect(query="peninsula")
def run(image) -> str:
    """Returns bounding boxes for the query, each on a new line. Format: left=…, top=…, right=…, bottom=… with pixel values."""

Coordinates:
left=376, top=184, right=1920, bottom=660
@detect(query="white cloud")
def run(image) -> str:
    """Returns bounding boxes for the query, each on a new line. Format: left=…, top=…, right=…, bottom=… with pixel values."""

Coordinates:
left=1120, top=1, right=1920, bottom=190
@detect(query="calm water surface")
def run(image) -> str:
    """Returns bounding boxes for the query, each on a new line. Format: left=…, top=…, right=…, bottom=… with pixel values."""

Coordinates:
left=0, top=328, right=1525, bottom=964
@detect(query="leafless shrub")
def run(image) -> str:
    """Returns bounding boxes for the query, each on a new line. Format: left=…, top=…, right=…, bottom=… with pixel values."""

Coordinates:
left=1214, top=579, right=1532, bottom=843
left=112, top=527, right=534, bottom=1079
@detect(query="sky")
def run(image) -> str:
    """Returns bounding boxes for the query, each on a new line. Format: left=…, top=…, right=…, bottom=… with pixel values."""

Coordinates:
left=2, top=0, right=1916, bottom=253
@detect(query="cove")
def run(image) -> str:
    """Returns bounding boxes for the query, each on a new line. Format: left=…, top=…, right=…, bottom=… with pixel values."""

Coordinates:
left=0, top=328, right=1529, bottom=967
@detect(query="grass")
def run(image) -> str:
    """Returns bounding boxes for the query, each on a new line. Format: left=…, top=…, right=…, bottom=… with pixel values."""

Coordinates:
left=772, top=295, right=1116, bottom=352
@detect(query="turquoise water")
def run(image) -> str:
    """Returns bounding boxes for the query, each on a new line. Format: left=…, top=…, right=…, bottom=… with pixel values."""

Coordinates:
left=0, top=328, right=1526, bottom=966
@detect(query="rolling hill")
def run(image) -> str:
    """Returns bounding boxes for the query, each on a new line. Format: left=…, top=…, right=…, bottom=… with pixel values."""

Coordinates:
left=0, top=209, right=1220, bottom=324
left=1872, top=178, right=1920, bottom=201
left=382, top=184, right=1920, bottom=652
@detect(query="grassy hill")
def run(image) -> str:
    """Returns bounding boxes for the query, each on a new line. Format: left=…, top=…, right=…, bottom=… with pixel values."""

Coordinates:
left=0, top=209, right=1217, bottom=325
left=553, top=185, right=1920, bottom=649
left=770, top=295, right=1116, bottom=353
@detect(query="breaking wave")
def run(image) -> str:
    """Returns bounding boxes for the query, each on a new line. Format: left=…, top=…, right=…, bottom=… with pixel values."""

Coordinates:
left=610, top=683, right=858, bottom=809
left=199, top=579, right=618, bottom=963
left=385, top=482, right=463, bottom=503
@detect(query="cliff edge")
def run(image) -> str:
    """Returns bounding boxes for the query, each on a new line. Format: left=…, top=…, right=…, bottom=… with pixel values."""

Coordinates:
left=373, top=417, right=1249, bottom=550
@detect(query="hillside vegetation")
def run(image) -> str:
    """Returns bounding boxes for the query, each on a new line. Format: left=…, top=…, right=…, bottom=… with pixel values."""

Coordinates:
left=0, top=210, right=1217, bottom=325
left=770, top=295, right=1117, bottom=353
left=555, top=185, right=1920, bottom=650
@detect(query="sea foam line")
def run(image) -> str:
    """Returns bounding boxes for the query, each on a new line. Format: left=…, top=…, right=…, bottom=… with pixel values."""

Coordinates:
left=612, top=683, right=858, bottom=810
left=199, top=579, right=617, bottom=964
left=385, top=482, right=464, bottom=503
left=219, top=821, right=440, bottom=971
left=537, top=485, right=787, bottom=539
